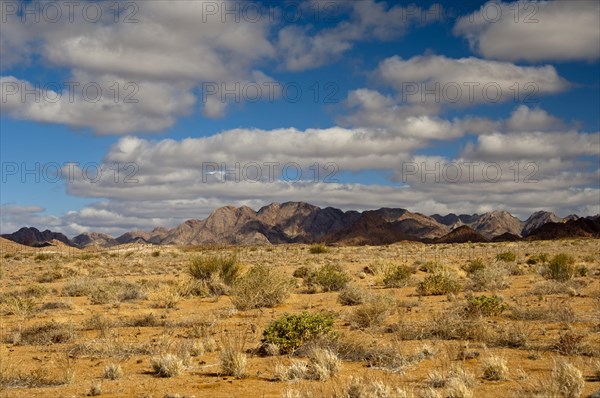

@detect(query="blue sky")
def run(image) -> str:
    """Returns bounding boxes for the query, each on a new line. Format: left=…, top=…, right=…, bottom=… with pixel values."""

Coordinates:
left=1, top=0, right=599, bottom=237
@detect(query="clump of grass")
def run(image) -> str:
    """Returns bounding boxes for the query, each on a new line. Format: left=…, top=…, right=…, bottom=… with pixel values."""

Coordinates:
left=308, top=244, right=329, bottom=254
left=347, top=294, right=397, bottom=329
left=230, top=264, right=293, bottom=310
left=88, top=381, right=102, bottom=396
left=292, top=266, right=312, bottom=278
left=337, top=284, right=369, bottom=306
left=103, top=363, right=123, bottom=380
left=417, top=271, right=461, bottom=296
left=464, top=295, right=507, bottom=317
left=151, top=285, right=181, bottom=309
left=304, top=263, right=351, bottom=292
left=481, top=354, right=509, bottom=381
left=462, top=258, right=486, bottom=274
left=496, top=251, right=516, bottom=262
left=62, top=277, right=97, bottom=297
left=34, top=253, right=53, bottom=261
left=12, top=321, right=76, bottom=345
left=151, top=250, right=161, bottom=257
left=150, top=354, right=185, bottom=377
left=187, top=255, right=240, bottom=285
left=543, top=253, right=576, bottom=282
left=467, top=264, right=510, bottom=291
left=261, top=312, right=336, bottom=355
left=275, top=348, right=341, bottom=381
left=382, top=264, right=412, bottom=288
left=219, top=345, right=247, bottom=377
left=551, top=359, right=584, bottom=398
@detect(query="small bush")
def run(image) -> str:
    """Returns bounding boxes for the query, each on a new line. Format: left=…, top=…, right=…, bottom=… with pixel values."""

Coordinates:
left=465, top=295, right=507, bottom=317
left=151, top=354, right=185, bottom=377
left=552, top=359, right=584, bottom=398
left=337, top=285, right=368, bottom=306
left=544, top=253, right=576, bottom=282
left=34, top=253, right=53, bottom=261
left=468, top=264, right=510, bottom=291
left=187, top=255, right=240, bottom=285
left=230, top=264, right=292, bottom=310
left=262, top=312, right=336, bottom=354
left=481, top=355, right=508, bottom=381
left=219, top=346, right=247, bottom=377
left=304, top=263, right=351, bottom=292
left=151, top=250, right=160, bottom=257
left=496, top=251, right=516, bottom=262
left=463, top=258, right=486, bottom=274
left=417, top=271, right=461, bottom=296
left=555, top=332, right=585, bottom=355
left=103, top=363, right=123, bottom=380
left=292, top=266, right=311, bottom=278
left=382, top=264, right=412, bottom=288
left=419, top=261, right=443, bottom=273
left=15, top=321, right=76, bottom=345
left=347, top=294, right=396, bottom=329
left=309, top=244, right=329, bottom=254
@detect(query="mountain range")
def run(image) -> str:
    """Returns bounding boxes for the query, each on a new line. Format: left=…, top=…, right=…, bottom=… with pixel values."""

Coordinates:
left=2, top=202, right=599, bottom=248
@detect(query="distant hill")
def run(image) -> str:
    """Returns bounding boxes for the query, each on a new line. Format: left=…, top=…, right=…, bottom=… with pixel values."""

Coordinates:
left=2, top=203, right=597, bottom=247
left=1, top=227, right=74, bottom=247
left=435, top=226, right=490, bottom=244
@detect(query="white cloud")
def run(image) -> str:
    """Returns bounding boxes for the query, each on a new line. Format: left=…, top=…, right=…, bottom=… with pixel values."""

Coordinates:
left=375, top=54, right=569, bottom=106
left=277, top=0, right=428, bottom=71
left=454, top=0, right=600, bottom=62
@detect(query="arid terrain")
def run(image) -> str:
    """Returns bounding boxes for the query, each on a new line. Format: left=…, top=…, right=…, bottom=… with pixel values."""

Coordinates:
left=1, top=237, right=599, bottom=398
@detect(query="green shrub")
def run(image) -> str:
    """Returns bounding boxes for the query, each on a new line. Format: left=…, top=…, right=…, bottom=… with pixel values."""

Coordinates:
left=382, top=264, right=411, bottom=288
left=463, top=258, right=486, bottom=274
left=309, top=244, right=329, bottom=254
left=496, top=251, right=516, bottom=262
left=262, top=312, right=336, bottom=354
left=417, top=272, right=461, bottom=296
left=337, top=285, right=368, bottom=306
left=230, top=264, right=293, bottom=310
left=293, top=266, right=312, bottom=278
left=187, top=255, right=240, bottom=285
left=465, top=295, right=507, bottom=317
left=544, top=253, right=576, bottom=282
left=419, top=261, right=443, bottom=273
left=305, top=263, right=351, bottom=292
left=347, top=294, right=396, bottom=329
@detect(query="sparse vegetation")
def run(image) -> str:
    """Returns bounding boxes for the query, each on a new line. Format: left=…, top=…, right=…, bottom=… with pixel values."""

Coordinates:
left=262, top=312, right=336, bottom=354
left=496, top=251, right=516, bottom=262
left=309, top=244, right=329, bottom=254
left=230, top=264, right=293, bottom=310
left=417, top=271, right=461, bottom=296
left=465, top=295, right=507, bottom=317
left=544, top=253, right=576, bottom=282
left=304, top=263, right=351, bottom=292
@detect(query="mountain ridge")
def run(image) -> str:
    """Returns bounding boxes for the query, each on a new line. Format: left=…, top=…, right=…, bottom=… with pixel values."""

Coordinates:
left=2, top=202, right=597, bottom=247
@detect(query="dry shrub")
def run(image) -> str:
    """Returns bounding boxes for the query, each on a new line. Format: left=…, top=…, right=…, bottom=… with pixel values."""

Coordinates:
left=304, top=263, right=351, bottom=292
left=219, top=333, right=248, bottom=377
left=151, top=354, right=185, bottom=377
left=467, top=264, right=510, bottom=291
left=338, top=284, right=369, bottom=306
left=481, top=354, right=509, bottom=381
left=382, top=264, right=412, bottom=288
left=275, top=348, right=341, bottom=381
left=187, top=255, right=240, bottom=285
left=543, top=253, right=576, bottom=282
left=13, top=321, right=76, bottom=345
left=230, top=264, right=293, bottom=310
left=103, top=363, right=123, bottom=380
left=417, top=271, right=461, bottom=296
left=551, top=359, right=584, bottom=398
left=347, top=294, right=396, bottom=330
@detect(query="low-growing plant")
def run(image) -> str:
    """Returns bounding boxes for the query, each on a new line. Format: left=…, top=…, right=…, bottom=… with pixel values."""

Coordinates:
left=308, top=244, right=329, bottom=254
left=347, top=294, right=397, bottom=329
left=382, top=264, right=412, bottom=288
left=481, top=354, right=509, bottom=381
left=419, top=261, right=443, bottom=273
left=292, top=265, right=312, bottom=278
left=337, top=284, right=368, bottom=306
left=551, top=359, right=584, bottom=398
left=230, top=264, right=293, bottom=310
left=468, top=264, right=510, bottom=291
left=465, top=295, right=507, bottom=317
left=496, top=251, right=516, bottom=262
left=219, top=345, right=247, bottom=377
left=463, top=258, right=486, bottom=274
left=304, top=263, right=351, bottom=292
left=261, top=312, right=336, bottom=354
left=544, top=253, right=576, bottom=282
left=150, top=354, right=185, bottom=377
left=103, top=363, right=123, bottom=380
left=187, top=255, right=240, bottom=285
left=417, top=271, right=461, bottom=296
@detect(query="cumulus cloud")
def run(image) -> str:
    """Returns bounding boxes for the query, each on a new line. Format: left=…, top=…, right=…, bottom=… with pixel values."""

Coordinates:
left=1, top=0, right=277, bottom=132
left=374, top=54, right=569, bottom=106
left=454, top=0, right=600, bottom=62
